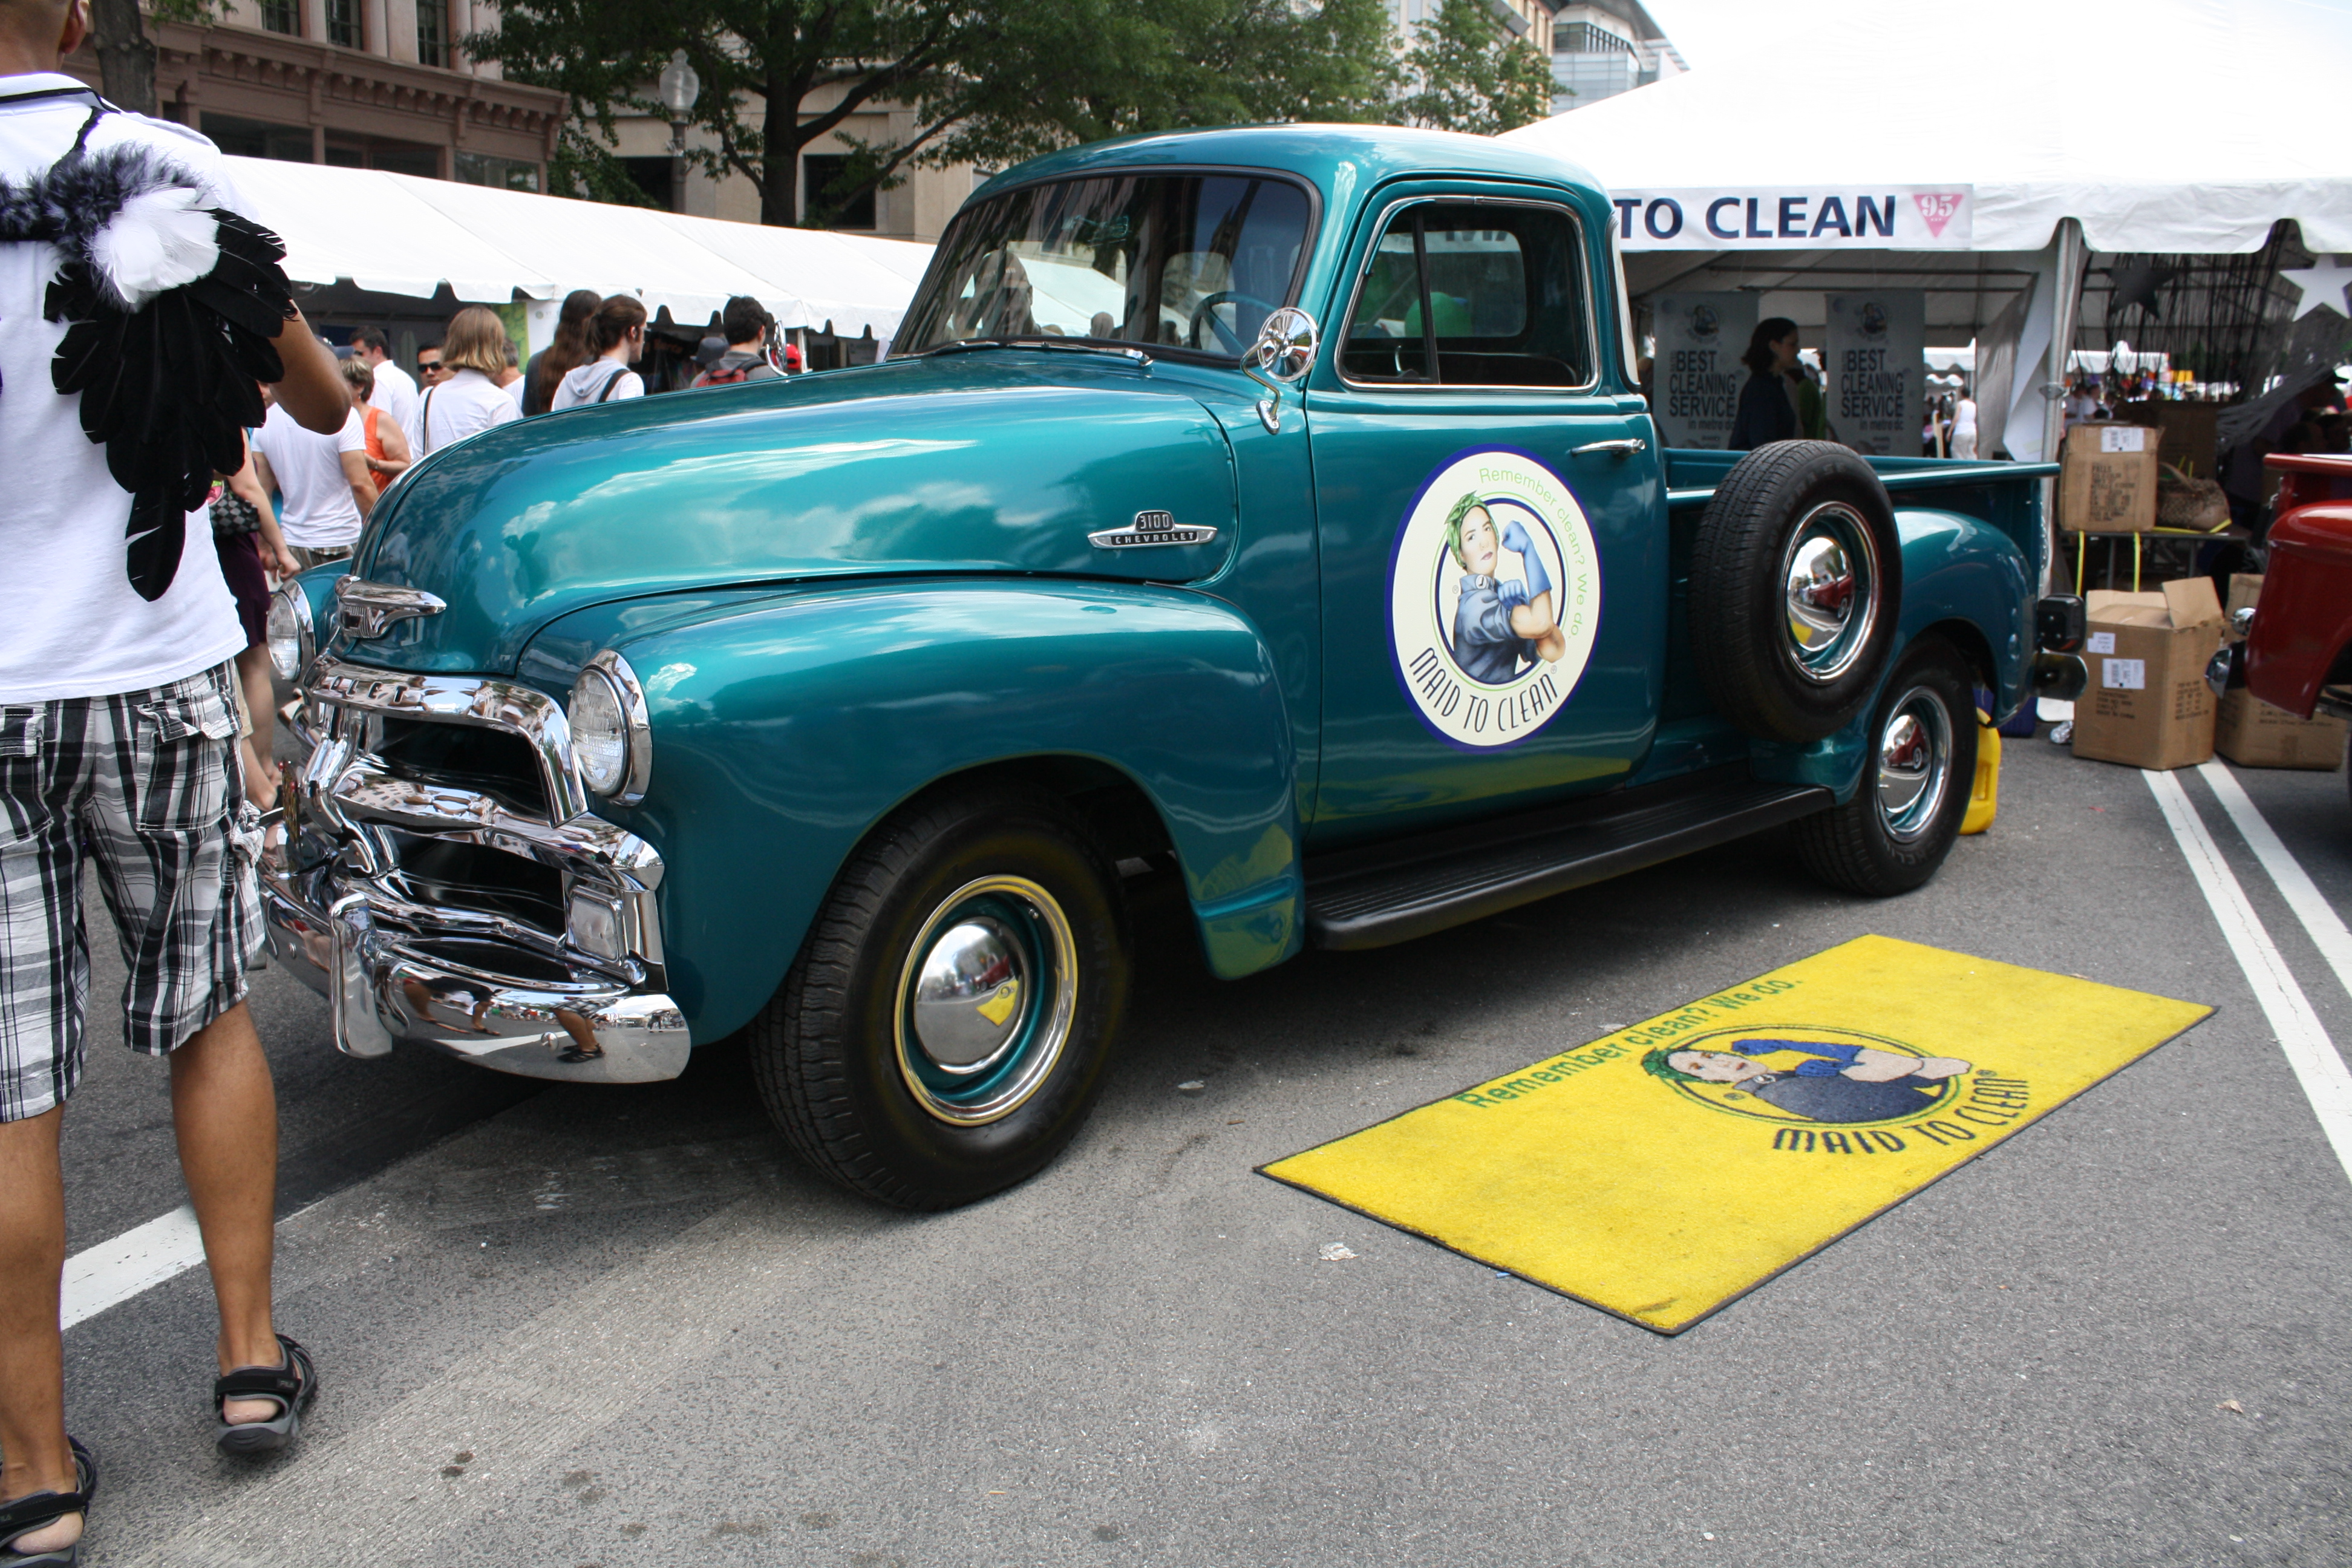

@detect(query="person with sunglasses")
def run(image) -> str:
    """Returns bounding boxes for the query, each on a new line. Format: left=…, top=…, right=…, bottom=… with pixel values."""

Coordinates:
left=414, top=344, right=444, bottom=387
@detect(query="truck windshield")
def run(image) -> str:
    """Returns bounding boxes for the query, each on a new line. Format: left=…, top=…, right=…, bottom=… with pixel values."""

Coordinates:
left=895, top=172, right=1312, bottom=360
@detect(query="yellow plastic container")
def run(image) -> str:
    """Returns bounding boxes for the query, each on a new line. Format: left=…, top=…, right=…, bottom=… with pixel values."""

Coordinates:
left=1961, top=709, right=2000, bottom=835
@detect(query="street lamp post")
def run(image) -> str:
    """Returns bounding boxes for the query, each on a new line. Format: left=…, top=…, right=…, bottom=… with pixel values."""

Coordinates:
left=658, top=48, right=701, bottom=214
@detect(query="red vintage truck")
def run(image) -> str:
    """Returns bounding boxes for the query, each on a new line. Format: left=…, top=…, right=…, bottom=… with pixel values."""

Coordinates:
left=2218, top=453, right=2352, bottom=791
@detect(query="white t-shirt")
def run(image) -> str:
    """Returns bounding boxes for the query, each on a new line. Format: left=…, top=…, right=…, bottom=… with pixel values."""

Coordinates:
left=551, top=360, right=646, bottom=410
left=252, top=402, right=367, bottom=549
left=368, top=359, right=420, bottom=449
left=0, top=74, right=248, bottom=703
left=417, top=368, right=523, bottom=455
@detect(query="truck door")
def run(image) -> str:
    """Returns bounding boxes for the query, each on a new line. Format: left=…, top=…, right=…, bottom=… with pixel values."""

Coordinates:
left=1304, top=187, right=1667, bottom=848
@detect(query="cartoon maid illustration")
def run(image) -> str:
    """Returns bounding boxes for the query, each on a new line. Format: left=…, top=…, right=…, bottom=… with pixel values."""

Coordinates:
left=1642, top=1037, right=1974, bottom=1125
left=1444, top=494, right=1566, bottom=683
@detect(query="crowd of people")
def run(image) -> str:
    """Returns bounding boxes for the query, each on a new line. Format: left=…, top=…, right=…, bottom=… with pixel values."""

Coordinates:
left=232, top=290, right=801, bottom=611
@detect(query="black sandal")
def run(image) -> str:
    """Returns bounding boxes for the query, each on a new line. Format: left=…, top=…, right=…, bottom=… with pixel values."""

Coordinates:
left=212, top=1334, right=318, bottom=1455
left=0, top=1437, right=96, bottom=1566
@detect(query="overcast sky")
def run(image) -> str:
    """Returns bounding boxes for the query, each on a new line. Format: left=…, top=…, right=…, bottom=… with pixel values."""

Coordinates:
left=1638, top=0, right=2352, bottom=73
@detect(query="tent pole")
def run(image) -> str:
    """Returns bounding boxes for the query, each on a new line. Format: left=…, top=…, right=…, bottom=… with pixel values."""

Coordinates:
left=2039, top=218, right=2086, bottom=591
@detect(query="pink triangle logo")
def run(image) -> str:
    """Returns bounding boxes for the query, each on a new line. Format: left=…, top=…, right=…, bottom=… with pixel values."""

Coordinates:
left=1913, top=192, right=1966, bottom=238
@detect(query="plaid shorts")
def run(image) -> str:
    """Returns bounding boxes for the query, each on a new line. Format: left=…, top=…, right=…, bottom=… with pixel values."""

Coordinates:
left=0, top=664, right=264, bottom=1122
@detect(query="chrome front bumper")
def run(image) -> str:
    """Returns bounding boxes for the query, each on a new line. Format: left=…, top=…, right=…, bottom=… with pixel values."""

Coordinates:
left=264, top=659, right=689, bottom=1085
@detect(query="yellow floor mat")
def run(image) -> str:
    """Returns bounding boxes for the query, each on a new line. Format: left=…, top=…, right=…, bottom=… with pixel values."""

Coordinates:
left=1260, top=935, right=2210, bottom=1334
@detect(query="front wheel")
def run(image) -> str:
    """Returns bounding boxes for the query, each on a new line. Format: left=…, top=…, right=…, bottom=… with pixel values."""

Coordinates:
left=751, top=786, right=1132, bottom=1209
left=1794, top=635, right=1979, bottom=897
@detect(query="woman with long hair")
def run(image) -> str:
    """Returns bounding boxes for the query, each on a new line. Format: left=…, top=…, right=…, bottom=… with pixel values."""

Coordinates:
left=1729, top=316, right=1801, bottom=451
left=416, top=305, right=523, bottom=454
left=524, top=288, right=602, bottom=416
left=551, top=295, right=650, bottom=410
left=339, top=353, right=411, bottom=489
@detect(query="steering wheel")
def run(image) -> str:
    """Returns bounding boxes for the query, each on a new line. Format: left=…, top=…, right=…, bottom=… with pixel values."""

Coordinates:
left=1187, top=291, right=1282, bottom=354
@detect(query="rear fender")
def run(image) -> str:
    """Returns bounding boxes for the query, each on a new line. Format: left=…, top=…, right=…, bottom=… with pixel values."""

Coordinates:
left=1751, top=508, right=2032, bottom=800
left=541, top=580, right=1301, bottom=1041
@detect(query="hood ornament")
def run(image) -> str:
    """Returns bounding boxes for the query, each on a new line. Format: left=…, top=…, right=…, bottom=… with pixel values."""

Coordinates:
left=335, top=577, right=447, bottom=640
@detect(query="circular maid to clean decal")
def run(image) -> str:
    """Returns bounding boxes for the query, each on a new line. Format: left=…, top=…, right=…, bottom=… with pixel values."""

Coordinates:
left=1388, top=449, right=1601, bottom=748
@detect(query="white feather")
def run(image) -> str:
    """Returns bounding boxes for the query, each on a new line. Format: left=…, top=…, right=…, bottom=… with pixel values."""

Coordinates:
left=87, top=185, right=220, bottom=310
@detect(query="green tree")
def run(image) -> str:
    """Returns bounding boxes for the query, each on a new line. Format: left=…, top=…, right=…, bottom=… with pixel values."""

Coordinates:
left=467, top=0, right=1397, bottom=229
left=1393, top=0, right=1554, bottom=136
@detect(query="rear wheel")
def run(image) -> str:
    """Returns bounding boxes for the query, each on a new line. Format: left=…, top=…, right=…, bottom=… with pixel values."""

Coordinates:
left=1795, top=635, right=1978, bottom=897
left=751, top=785, right=1131, bottom=1209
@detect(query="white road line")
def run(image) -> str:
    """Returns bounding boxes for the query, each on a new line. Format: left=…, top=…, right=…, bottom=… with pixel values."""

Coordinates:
left=2197, top=759, right=2352, bottom=1001
left=2143, top=768, right=2352, bottom=1184
left=60, top=1203, right=206, bottom=1330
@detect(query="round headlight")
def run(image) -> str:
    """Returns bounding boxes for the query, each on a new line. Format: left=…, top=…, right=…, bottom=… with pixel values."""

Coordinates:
left=567, top=653, right=650, bottom=803
left=570, top=670, right=628, bottom=795
left=266, top=585, right=313, bottom=682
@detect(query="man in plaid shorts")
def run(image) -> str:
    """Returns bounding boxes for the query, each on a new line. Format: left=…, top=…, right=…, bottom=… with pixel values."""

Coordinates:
left=0, top=3, right=353, bottom=1558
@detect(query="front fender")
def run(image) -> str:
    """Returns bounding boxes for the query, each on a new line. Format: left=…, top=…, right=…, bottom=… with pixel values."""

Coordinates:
left=540, top=580, right=1301, bottom=1041
left=1751, top=507, right=2033, bottom=800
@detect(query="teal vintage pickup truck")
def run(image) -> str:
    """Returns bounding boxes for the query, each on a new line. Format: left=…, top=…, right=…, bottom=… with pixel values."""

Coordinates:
left=265, top=126, right=2081, bottom=1208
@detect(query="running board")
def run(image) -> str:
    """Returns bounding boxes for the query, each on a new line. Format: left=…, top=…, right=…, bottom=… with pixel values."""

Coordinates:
left=1303, top=771, right=1832, bottom=950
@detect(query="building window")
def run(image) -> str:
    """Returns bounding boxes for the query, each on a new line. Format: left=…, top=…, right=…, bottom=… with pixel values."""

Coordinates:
left=1557, top=22, right=1634, bottom=54
left=456, top=151, right=543, bottom=192
left=325, top=0, right=360, bottom=48
left=259, top=0, right=299, bottom=35
left=619, top=157, right=674, bottom=209
left=326, top=135, right=441, bottom=178
left=201, top=112, right=312, bottom=163
left=417, top=1, right=448, bottom=68
left=803, top=154, right=876, bottom=230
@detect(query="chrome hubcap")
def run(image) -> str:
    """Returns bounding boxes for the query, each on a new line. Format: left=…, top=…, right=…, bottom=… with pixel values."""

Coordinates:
left=1875, top=685, right=1952, bottom=843
left=895, top=876, right=1077, bottom=1126
left=910, top=916, right=1028, bottom=1075
left=1782, top=503, right=1880, bottom=684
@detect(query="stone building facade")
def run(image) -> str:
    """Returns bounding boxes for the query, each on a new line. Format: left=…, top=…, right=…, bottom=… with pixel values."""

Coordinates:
left=65, top=2, right=564, bottom=191
left=603, top=82, right=981, bottom=246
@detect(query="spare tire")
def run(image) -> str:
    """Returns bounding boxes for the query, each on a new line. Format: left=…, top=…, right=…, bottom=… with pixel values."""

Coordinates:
left=1689, top=440, right=1903, bottom=743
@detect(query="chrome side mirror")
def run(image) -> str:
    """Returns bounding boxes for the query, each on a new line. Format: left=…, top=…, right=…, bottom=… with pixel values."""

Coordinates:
left=1241, top=307, right=1318, bottom=433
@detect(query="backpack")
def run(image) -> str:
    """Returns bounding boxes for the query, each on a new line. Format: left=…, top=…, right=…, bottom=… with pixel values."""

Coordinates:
left=693, top=362, right=750, bottom=388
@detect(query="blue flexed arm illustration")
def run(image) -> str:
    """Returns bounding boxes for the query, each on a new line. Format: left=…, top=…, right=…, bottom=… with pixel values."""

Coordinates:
left=1493, top=517, right=1553, bottom=609
left=1735, top=1038, right=1975, bottom=1082
left=1737, top=1039, right=1868, bottom=1077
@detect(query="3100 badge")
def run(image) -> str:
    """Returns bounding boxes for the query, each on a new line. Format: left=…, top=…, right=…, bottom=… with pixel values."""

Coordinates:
left=1388, top=449, right=1602, bottom=750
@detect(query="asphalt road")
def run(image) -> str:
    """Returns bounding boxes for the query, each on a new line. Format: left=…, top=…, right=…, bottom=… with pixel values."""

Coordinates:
left=50, top=731, right=2352, bottom=1567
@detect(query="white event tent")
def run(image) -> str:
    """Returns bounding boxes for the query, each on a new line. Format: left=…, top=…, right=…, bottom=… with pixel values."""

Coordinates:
left=224, top=155, right=936, bottom=350
left=1498, top=0, right=2352, bottom=466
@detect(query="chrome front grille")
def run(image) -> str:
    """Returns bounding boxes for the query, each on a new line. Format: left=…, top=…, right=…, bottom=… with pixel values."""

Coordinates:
left=291, top=658, right=666, bottom=984
left=264, top=658, right=687, bottom=1083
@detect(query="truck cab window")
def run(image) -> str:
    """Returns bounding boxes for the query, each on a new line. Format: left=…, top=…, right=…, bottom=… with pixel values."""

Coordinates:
left=1342, top=201, right=1592, bottom=389
left=896, top=174, right=1313, bottom=360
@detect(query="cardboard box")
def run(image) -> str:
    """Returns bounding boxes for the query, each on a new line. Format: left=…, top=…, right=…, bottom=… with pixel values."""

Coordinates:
left=2060, top=422, right=2160, bottom=532
left=2215, top=688, right=2347, bottom=769
left=2071, top=578, right=2224, bottom=769
left=2122, top=399, right=2221, bottom=479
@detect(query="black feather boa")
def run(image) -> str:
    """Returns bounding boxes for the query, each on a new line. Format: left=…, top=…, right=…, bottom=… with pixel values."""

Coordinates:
left=0, top=139, right=295, bottom=601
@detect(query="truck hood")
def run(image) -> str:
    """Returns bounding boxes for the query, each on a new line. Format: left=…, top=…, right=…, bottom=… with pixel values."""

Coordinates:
left=338, top=356, right=1239, bottom=675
